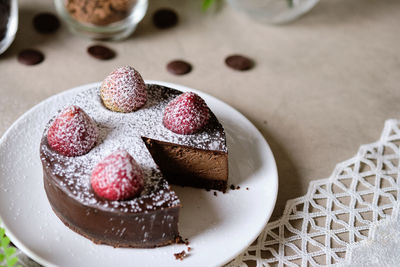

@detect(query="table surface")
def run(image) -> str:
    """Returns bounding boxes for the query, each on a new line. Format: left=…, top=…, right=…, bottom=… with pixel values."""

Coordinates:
left=1, top=0, right=400, bottom=220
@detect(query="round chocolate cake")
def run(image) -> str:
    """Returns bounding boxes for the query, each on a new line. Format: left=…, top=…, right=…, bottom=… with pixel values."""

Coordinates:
left=40, top=80, right=228, bottom=248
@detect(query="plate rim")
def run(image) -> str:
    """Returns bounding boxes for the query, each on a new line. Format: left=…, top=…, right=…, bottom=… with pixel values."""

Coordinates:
left=0, top=81, right=278, bottom=267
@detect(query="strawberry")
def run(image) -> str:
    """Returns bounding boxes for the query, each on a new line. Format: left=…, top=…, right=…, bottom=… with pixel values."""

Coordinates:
left=100, top=66, right=147, bottom=113
left=91, top=150, right=144, bottom=201
left=47, top=105, right=97, bottom=157
left=163, top=92, right=210, bottom=135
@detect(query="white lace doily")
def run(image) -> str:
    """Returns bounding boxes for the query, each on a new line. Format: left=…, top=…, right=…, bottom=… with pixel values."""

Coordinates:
left=5, top=119, right=400, bottom=266
left=229, top=119, right=400, bottom=266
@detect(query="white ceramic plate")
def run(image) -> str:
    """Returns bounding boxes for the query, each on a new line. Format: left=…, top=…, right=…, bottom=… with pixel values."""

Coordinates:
left=0, top=81, right=278, bottom=267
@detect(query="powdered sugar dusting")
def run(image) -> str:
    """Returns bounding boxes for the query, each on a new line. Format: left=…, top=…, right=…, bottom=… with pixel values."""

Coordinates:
left=91, top=150, right=144, bottom=201
left=40, top=84, right=227, bottom=214
left=100, top=66, right=147, bottom=113
left=163, top=92, right=210, bottom=135
left=47, top=105, right=98, bottom=157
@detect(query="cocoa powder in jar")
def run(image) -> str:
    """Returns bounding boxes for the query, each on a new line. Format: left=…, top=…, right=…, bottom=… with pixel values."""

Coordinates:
left=65, top=0, right=137, bottom=26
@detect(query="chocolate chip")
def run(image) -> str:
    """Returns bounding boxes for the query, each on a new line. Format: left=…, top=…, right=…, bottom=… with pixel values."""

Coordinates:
left=153, top=8, right=178, bottom=29
left=167, top=60, right=192, bottom=75
left=33, top=13, right=60, bottom=34
left=17, top=49, right=44, bottom=65
left=87, top=45, right=116, bottom=60
left=225, top=54, right=254, bottom=71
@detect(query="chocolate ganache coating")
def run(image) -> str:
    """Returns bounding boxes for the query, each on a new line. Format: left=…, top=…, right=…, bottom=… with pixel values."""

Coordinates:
left=40, top=84, right=228, bottom=247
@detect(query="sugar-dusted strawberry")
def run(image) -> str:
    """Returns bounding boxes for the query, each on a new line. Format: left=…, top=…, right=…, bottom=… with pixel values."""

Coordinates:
left=163, top=92, right=210, bottom=135
left=47, top=105, right=98, bottom=157
left=100, top=66, right=147, bottom=113
left=91, top=150, right=144, bottom=201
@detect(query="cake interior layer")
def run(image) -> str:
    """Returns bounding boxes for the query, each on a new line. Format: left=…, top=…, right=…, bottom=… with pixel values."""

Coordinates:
left=143, top=137, right=228, bottom=192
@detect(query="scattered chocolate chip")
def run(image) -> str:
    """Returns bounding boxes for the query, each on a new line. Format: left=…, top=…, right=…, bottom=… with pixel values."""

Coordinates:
left=246, top=187, right=249, bottom=190
left=230, top=184, right=235, bottom=190
left=225, top=54, right=254, bottom=71
left=153, top=8, right=178, bottom=29
left=213, top=191, right=217, bottom=196
left=174, top=250, right=186, bottom=260
left=87, top=45, right=116, bottom=60
left=17, top=49, right=44, bottom=65
left=187, top=246, right=192, bottom=251
left=236, top=186, right=240, bottom=190
left=33, top=13, right=60, bottom=34
left=167, top=60, right=192, bottom=75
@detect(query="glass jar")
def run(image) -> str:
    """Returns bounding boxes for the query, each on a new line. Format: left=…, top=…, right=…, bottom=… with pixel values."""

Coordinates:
left=54, top=0, right=148, bottom=40
left=227, top=0, right=319, bottom=24
left=0, top=0, right=18, bottom=55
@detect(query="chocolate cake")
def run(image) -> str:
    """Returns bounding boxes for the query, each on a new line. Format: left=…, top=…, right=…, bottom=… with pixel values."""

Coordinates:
left=40, top=82, right=228, bottom=248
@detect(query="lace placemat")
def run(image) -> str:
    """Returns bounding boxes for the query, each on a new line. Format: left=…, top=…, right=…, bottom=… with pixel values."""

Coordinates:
left=4, top=119, right=400, bottom=266
left=229, top=119, right=400, bottom=266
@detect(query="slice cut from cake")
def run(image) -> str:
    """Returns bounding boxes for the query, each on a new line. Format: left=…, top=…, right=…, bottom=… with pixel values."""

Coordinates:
left=143, top=133, right=228, bottom=192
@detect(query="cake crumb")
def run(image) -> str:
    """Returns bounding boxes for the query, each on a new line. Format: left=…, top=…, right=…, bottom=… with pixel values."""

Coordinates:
left=188, top=246, right=192, bottom=251
left=174, top=250, right=186, bottom=261
left=175, top=235, right=190, bottom=245
left=213, top=191, right=217, bottom=196
left=230, top=184, right=241, bottom=190
left=175, top=235, right=184, bottom=244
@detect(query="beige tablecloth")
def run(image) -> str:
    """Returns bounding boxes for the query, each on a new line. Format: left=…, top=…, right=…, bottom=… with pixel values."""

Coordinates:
left=0, top=0, right=400, bottom=221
